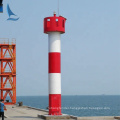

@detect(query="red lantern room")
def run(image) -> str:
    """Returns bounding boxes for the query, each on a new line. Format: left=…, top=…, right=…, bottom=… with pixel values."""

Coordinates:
left=44, top=13, right=67, bottom=34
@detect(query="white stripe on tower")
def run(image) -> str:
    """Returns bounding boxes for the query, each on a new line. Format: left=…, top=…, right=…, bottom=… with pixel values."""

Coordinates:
left=49, top=73, right=61, bottom=94
left=48, top=32, right=61, bottom=53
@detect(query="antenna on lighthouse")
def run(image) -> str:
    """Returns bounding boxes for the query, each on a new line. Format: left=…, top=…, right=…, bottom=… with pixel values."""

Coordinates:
left=58, top=0, right=59, bottom=16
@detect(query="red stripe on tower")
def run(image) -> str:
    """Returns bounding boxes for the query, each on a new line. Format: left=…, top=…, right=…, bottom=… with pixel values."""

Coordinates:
left=49, top=53, right=61, bottom=73
left=44, top=12, right=66, bottom=115
left=49, top=94, right=61, bottom=115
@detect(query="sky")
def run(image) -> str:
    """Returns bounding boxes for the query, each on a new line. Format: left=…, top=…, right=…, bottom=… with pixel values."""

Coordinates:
left=0, top=0, right=120, bottom=96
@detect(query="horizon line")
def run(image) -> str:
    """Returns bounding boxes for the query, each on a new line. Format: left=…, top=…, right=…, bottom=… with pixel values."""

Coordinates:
left=16, top=94, right=120, bottom=97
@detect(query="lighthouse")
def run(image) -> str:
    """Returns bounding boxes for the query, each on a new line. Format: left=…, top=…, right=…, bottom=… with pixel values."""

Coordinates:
left=44, top=12, right=66, bottom=115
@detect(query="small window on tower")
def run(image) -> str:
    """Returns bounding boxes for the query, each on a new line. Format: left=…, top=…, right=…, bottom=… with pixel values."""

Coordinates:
left=47, top=19, right=50, bottom=27
left=56, top=19, right=58, bottom=27
left=47, top=19, right=50, bottom=21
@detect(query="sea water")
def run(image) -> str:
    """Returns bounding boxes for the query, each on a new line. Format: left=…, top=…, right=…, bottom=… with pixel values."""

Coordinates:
left=16, top=95, right=120, bottom=117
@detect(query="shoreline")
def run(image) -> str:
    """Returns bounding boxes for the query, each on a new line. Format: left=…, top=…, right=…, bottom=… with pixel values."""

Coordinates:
left=4, top=104, right=120, bottom=120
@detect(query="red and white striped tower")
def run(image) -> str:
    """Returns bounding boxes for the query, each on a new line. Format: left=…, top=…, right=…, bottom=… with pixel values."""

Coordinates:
left=44, top=13, right=66, bottom=115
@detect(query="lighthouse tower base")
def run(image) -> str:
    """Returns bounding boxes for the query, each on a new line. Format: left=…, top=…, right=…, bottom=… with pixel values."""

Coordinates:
left=38, top=114, right=73, bottom=120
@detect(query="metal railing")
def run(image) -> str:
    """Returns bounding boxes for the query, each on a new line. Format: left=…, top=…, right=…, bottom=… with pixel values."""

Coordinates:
left=0, top=38, right=16, bottom=44
left=0, top=69, right=16, bottom=74
left=0, top=54, right=16, bottom=58
left=0, top=82, right=12, bottom=88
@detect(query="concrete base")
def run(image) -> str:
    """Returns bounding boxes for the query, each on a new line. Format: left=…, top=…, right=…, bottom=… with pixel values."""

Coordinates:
left=38, top=114, right=73, bottom=120
left=114, top=116, right=120, bottom=120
